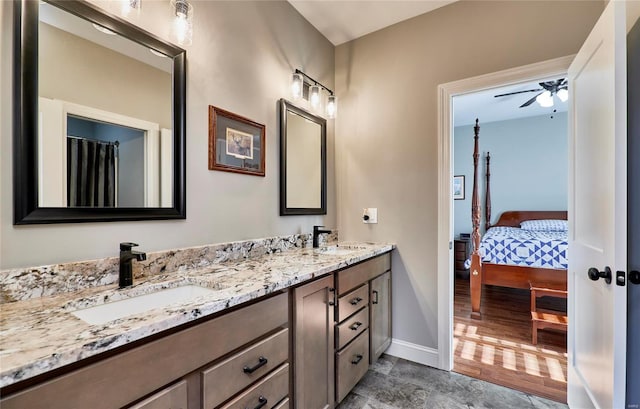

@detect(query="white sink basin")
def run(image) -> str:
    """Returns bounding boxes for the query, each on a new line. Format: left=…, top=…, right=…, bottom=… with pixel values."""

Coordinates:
left=71, top=285, right=216, bottom=325
left=315, top=245, right=367, bottom=256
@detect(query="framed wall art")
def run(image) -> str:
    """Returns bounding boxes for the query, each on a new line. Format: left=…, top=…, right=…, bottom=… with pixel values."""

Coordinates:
left=208, top=106, right=265, bottom=176
left=453, top=175, right=465, bottom=200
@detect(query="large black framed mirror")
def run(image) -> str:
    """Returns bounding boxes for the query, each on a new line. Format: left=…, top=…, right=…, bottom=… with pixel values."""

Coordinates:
left=279, top=99, right=326, bottom=216
left=13, top=0, right=186, bottom=224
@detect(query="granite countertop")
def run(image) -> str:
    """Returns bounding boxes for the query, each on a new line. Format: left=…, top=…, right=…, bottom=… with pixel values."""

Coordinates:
left=0, top=242, right=393, bottom=389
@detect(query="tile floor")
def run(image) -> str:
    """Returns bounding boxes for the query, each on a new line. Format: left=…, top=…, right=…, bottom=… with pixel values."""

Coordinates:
left=337, top=355, right=569, bottom=409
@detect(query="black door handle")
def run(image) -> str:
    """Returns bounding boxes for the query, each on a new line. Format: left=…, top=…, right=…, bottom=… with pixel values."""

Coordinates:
left=246, top=395, right=267, bottom=409
left=630, top=271, right=640, bottom=285
left=351, top=354, right=363, bottom=365
left=350, top=297, right=363, bottom=306
left=588, top=266, right=612, bottom=284
left=349, top=321, right=363, bottom=331
left=372, top=290, right=379, bottom=305
left=243, top=356, right=268, bottom=374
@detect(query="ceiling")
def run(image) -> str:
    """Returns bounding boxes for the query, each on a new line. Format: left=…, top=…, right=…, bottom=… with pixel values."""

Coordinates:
left=287, top=0, right=456, bottom=46
left=453, top=79, right=569, bottom=127
left=286, top=1, right=567, bottom=126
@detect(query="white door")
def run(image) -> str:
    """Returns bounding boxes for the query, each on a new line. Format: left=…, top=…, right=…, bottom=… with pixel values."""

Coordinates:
left=567, top=2, right=635, bottom=408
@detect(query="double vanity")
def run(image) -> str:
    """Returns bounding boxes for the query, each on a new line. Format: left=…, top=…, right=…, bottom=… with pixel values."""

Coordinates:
left=0, top=238, right=394, bottom=409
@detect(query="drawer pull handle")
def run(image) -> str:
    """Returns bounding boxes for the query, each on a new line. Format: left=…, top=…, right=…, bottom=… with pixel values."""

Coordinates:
left=372, top=290, right=379, bottom=305
left=351, top=354, right=364, bottom=365
left=246, top=395, right=267, bottom=409
left=349, top=321, right=363, bottom=331
left=350, top=297, right=363, bottom=305
left=243, top=356, right=268, bottom=374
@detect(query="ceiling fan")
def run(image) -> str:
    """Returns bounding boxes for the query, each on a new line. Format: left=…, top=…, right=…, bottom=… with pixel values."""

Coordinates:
left=494, top=79, right=568, bottom=108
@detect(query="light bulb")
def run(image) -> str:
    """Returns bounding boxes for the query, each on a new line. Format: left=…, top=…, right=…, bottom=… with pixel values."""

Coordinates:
left=171, top=0, right=193, bottom=46
left=310, top=85, right=321, bottom=110
left=557, top=88, right=568, bottom=102
left=326, top=95, right=337, bottom=119
left=291, top=73, right=303, bottom=100
left=119, top=0, right=141, bottom=18
left=536, top=91, right=554, bottom=108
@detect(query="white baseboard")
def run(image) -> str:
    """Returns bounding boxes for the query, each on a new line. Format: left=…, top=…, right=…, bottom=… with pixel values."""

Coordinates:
left=384, top=338, right=440, bottom=368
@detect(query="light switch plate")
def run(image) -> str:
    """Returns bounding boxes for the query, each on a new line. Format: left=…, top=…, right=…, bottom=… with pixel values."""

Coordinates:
left=363, top=208, right=378, bottom=224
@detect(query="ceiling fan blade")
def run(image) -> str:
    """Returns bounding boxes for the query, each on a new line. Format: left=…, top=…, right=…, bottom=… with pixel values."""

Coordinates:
left=519, top=93, right=540, bottom=108
left=494, top=88, right=541, bottom=98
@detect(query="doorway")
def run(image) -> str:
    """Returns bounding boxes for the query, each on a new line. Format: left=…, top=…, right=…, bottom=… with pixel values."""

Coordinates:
left=435, top=56, right=573, bottom=402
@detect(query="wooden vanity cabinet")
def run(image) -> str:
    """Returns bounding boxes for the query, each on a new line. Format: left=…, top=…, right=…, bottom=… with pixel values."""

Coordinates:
left=1, top=292, right=290, bottom=409
left=333, top=253, right=392, bottom=405
left=369, top=271, right=392, bottom=363
left=292, top=275, right=335, bottom=409
left=128, top=380, right=188, bottom=409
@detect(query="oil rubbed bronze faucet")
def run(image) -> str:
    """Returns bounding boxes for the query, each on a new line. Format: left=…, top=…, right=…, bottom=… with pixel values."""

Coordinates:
left=119, top=242, right=147, bottom=288
left=312, top=225, right=332, bottom=248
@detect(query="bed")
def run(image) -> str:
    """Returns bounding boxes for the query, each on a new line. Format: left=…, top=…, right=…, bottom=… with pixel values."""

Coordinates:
left=468, top=119, right=568, bottom=319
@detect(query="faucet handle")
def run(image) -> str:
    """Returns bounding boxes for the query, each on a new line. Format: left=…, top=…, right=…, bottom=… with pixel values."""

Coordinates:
left=120, top=242, right=139, bottom=251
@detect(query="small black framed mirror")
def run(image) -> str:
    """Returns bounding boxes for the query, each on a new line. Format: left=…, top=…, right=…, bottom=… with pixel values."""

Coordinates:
left=13, top=0, right=186, bottom=224
left=279, top=99, right=326, bottom=216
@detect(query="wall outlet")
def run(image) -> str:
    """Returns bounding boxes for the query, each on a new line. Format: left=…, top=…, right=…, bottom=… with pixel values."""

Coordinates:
left=363, top=208, right=378, bottom=224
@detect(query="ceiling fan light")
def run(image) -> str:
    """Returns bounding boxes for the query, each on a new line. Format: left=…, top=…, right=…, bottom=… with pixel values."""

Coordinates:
left=557, top=88, right=569, bottom=102
left=536, top=91, right=554, bottom=108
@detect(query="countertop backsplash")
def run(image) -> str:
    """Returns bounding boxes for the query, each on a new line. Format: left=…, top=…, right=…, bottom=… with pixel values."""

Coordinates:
left=0, top=231, right=338, bottom=303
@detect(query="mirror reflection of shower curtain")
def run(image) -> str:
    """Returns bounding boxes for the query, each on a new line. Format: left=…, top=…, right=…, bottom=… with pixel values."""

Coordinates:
left=67, top=137, right=118, bottom=207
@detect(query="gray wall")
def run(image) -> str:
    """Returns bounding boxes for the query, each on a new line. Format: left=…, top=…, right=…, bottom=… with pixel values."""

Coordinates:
left=40, top=22, right=172, bottom=130
left=0, top=1, right=335, bottom=268
left=453, top=113, right=568, bottom=237
left=627, top=15, right=640, bottom=409
left=335, top=1, right=603, bottom=350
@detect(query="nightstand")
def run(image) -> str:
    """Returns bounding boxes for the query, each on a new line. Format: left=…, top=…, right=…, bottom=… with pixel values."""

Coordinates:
left=454, top=238, right=470, bottom=276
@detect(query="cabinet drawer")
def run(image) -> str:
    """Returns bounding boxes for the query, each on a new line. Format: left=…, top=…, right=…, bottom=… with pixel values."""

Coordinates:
left=219, top=363, right=289, bottom=409
left=336, top=307, right=368, bottom=350
left=128, top=380, right=187, bottom=409
left=335, top=329, right=369, bottom=404
left=337, top=285, right=369, bottom=323
left=336, top=253, right=390, bottom=295
left=202, top=329, right=289, bottom=409
left=454, top=241, right=467, bottom=251
left=273, top=397, right=290, bottom=409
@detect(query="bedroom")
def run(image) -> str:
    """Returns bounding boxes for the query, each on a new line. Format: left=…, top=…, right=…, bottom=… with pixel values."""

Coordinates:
left=452, top=81, right=569, bottom=402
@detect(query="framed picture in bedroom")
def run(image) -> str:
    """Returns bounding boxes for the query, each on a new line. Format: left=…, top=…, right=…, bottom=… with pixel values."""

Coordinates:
left=453, top=175, right=465, bottom=200
left=208, top=106, right=266, bottom=176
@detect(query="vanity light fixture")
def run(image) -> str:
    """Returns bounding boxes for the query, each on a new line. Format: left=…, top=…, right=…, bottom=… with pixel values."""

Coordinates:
left=326, top=95, right=338, bottom=119
left=309, top=85, right=322, bottom=111
left=291, top=69, right=338, bottom=119
left=291, top=73, right=304, bottom=100
left=116, top=0, right=141, bottom=18
left=170, top=0, right=194, bottom=46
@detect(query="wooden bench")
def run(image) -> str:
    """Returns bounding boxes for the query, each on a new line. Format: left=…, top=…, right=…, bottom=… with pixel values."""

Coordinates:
left=529, top=282, right=568, bottom=345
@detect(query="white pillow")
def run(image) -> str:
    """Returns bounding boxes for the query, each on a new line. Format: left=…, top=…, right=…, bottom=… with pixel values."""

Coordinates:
left=520, top=219, right=568, bottom=231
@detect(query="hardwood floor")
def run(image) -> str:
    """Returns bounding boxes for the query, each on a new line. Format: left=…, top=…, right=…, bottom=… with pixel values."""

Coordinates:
left=453, top=276, right=568, bottom=403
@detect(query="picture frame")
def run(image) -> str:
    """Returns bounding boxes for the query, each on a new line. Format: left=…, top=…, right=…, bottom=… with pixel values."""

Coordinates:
left=208, top=106, right=265, bottom=176
left=453, top=175, right=465, bottom=200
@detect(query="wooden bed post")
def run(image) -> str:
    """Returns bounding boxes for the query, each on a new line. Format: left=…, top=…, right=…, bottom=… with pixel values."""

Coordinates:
left=470, top=119, right=482, bottom=319
left=485, top=152, right=491, bottom=232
